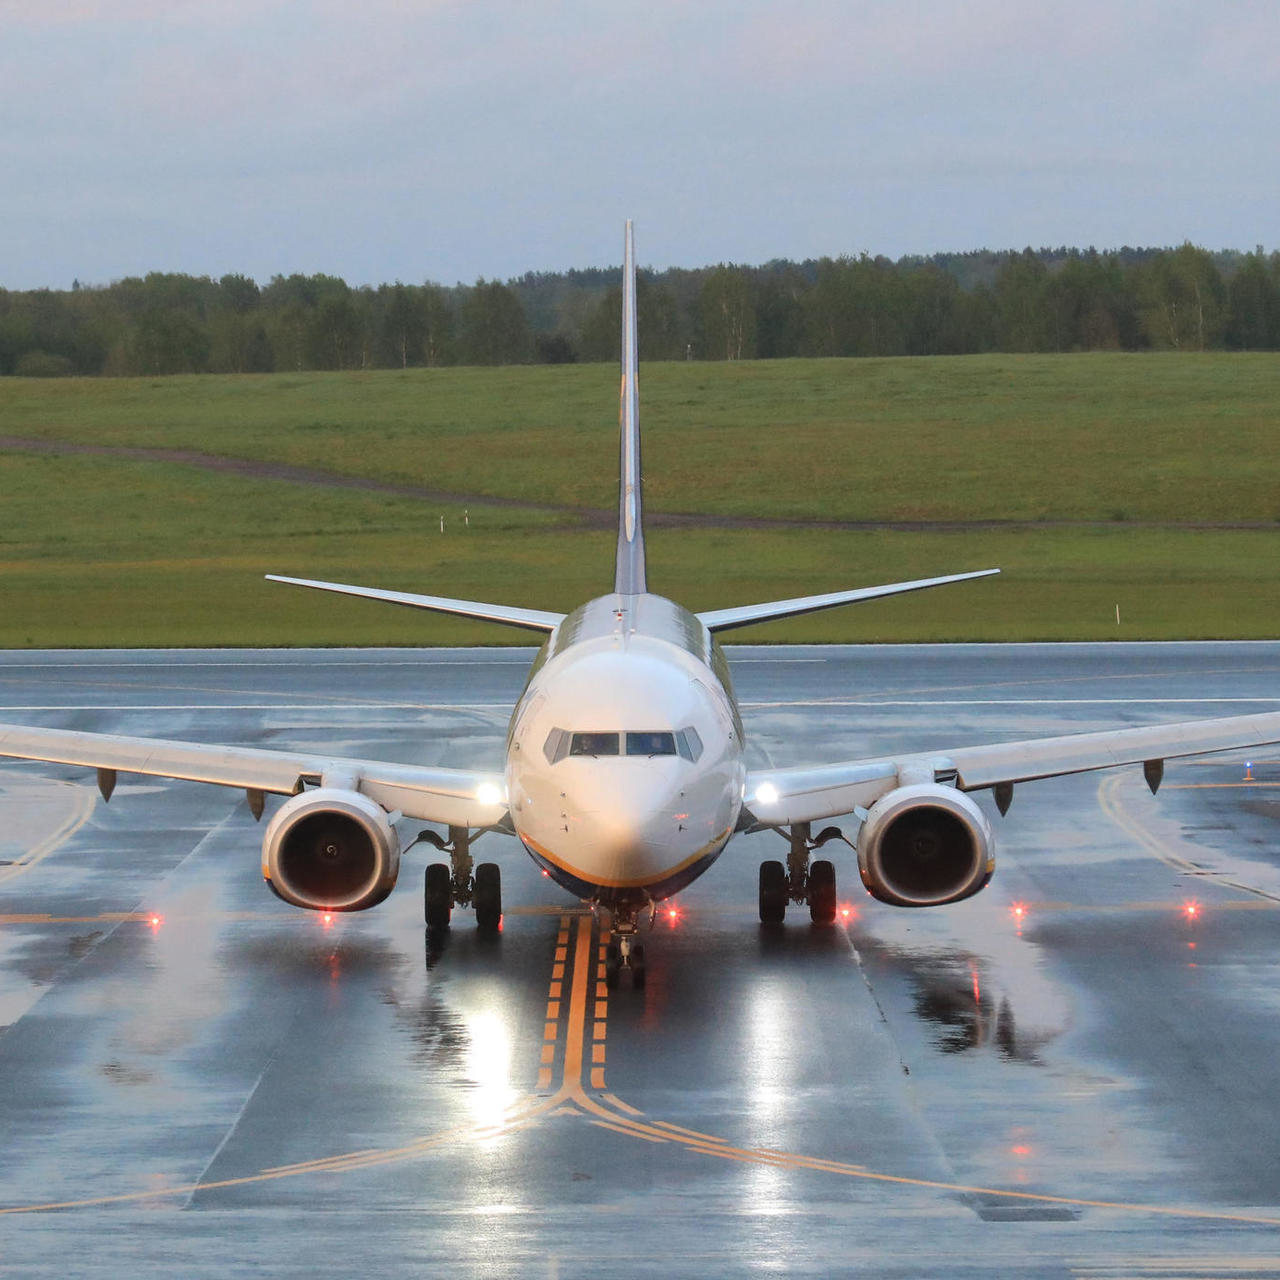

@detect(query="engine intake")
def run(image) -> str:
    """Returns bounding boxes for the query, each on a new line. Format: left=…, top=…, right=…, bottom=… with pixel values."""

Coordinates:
left=262, top=788, right=400, bottom=912
left=857, top=783, right=993, bottom=907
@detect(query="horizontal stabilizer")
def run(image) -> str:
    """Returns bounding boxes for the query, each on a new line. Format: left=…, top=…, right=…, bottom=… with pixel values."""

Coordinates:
left=266, top=575, right=564, bottom=634
left=696, top=569, right=1000, bottom=633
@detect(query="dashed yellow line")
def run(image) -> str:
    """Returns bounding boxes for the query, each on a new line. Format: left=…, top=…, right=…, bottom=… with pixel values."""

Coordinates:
left=535, top=916, right=573, bottom=1091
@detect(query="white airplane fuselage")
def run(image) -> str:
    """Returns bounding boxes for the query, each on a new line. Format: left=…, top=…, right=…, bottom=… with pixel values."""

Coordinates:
left=504, top=592, right=746, bottom=910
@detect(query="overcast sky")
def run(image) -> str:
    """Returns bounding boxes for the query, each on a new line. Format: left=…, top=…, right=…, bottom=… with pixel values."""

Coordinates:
left=2, top=0, right=1277, bottom=290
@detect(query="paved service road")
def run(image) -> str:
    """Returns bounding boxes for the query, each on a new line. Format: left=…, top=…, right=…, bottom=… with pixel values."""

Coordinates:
left=1, top=644, right=1280, bottom=1277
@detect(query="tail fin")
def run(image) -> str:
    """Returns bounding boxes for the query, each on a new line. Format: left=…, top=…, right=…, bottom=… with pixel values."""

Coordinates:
left=614, top=220, right=647, bottom=595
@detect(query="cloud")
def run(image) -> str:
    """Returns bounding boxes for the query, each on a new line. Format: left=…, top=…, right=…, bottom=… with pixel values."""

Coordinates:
left=1, top=0, right=1277, bottom=288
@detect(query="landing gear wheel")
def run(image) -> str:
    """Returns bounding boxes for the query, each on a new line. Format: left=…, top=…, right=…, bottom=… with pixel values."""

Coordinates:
left=424, top=861, right=451, bottom=930
left=808, top=858, right=836, bottom=925
left=759, top=859, right=787, bottom=925
left=604, top=943, right=621, bottom=990
left=630, top=942, right=646, bottom=990
left=474, top=862, right=502, bottom=931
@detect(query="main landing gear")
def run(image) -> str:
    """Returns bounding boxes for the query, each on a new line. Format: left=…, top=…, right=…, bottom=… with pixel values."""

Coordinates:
left=418, top=825, right=501, bottom=932
left=758, top=821, right=849, bottom=926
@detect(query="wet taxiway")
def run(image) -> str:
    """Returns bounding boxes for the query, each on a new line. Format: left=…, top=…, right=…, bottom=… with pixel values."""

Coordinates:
left=1, top=643, right=1280, bottom=1277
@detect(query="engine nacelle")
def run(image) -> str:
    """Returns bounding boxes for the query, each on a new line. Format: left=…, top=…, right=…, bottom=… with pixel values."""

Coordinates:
left=857, top=783, right=993, bottom=908
left=262, top=788, right=400, bottom=912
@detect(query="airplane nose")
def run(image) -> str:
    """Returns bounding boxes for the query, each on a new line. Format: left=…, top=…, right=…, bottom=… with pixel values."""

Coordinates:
left=577, top=772, right=689, bottom=876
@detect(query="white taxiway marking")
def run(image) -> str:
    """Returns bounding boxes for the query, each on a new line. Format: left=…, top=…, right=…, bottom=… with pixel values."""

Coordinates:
left=744, top=697, right=1280, bottom=708
left=0, top=660, right=530, bottom=669
left=2, top=697, right=1277, bottom=713
left=0, top=703, right=511, bottom=712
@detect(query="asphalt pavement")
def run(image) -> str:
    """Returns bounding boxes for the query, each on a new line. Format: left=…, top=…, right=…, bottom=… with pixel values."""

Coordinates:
left=1, top=643, right=1279, bottom=1277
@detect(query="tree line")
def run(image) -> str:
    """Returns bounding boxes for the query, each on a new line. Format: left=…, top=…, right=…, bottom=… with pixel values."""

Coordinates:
left=2, top=243, right=1278, bottom=377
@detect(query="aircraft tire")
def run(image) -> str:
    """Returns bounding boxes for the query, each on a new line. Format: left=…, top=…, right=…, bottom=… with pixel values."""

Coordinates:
left=758, top=860, right=787, bottom=925
left=604, top=942, right=621, bottom=990
left=808, top=859, right=836, bottom=925
left=631, top=942, right=646, bottom=990
left=474, top=862, right=502, bottom=931
left=424, top=862, right=452, bottom=930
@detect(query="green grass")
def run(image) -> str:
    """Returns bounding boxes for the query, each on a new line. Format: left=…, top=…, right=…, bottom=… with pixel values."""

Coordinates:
left=2, top=354, right=1279, bottom=522
left=0, top=355, right=1277, bottom=645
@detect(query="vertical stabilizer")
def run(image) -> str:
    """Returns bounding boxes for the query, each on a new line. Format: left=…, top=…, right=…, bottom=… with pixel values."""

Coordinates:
left=614, top=220, right=647, bottom=595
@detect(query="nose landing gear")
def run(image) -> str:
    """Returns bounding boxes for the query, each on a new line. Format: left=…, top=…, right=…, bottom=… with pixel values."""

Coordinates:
left=758, top=821, right=851, bottom=926
left=600, top=904, right=648, bottom=990
left=604, top=934, right=646, bottom=990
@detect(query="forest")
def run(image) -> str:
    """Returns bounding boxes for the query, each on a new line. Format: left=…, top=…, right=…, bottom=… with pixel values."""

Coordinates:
left=2, top=242, right=1278, bottom=377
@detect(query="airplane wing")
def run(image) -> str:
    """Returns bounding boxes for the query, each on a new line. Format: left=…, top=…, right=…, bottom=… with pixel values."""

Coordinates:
left=697, top=569, right=999, bottom=633
left=744, top=710, right=1280, bottom=827
left=0, top=722, right=508, bottom=829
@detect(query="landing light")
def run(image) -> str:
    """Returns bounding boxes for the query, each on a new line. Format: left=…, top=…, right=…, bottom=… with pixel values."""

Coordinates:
left=476, top=782, right=504, bottom=807
left=1182, top=900, right=1201, bottom=921
left=754, top=782, right=779, bottom=806
left=322, top=911, right=335, bottom=928
left=148, top=913, right=163, bottom=932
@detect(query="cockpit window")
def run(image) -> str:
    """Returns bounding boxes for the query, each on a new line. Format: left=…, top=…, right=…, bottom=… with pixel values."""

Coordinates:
left=625, top=731, right=677, bottom=757
left=548, top=729, right=695, bottom=763
left=676, top=726, right=703, bottom=762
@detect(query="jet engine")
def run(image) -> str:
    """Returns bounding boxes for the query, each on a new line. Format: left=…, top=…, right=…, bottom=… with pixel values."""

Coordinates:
left=262, top=788, right=400, bottom=912
left=857, top=783, right=993, bottom=907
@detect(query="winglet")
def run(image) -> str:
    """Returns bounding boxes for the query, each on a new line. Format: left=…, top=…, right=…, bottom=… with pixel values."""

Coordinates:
left=614, top=220, right=647, bottom=595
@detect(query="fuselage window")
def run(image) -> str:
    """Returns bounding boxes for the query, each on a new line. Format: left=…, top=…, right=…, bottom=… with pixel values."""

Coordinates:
left=570, top=731, right=620, bottom=757
left=625, top=731, right=677, bottom=757
left=676, top=725, right=704, bottom=762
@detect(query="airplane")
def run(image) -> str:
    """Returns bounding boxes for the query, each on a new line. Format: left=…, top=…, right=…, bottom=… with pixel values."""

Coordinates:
left=3, top=221, right=1280, bottom=990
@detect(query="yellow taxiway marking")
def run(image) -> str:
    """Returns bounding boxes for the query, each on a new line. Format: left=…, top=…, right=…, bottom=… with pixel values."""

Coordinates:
left=1164, top=781, right=1280, bottom=789
left=0, top=781, right=96, bottom=887
left=1098, top=773, right=1280, bottom=904
left=6, top=909, right=1280, bottom=1227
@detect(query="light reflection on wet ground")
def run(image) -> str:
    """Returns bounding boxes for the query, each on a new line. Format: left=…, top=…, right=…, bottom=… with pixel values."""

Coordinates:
left=1, top=646, right=1280, bottom=1275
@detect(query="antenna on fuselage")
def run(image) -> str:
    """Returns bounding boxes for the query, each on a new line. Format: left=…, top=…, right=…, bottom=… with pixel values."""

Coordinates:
left=614, top=220, right=647, bottom=597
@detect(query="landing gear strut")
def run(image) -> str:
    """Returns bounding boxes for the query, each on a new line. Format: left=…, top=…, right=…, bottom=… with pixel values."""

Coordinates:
left=419, top=825, right=501, bottom=932
left=757, top=821, right=848, bottom=926
left=601, top=905, right=647, bottom=990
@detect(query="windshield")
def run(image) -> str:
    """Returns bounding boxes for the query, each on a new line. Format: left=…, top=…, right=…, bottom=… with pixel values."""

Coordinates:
left=626, top=731, right=677, bottom=756
left=545, top=728, right=697, bottom=762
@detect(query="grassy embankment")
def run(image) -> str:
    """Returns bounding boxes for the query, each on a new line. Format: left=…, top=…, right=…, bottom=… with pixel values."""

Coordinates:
left=0, top=353, right=1277, bottom=646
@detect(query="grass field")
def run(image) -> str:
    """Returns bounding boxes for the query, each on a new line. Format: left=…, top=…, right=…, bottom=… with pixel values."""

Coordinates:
left=0, top=354, right=1277, bottom=646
